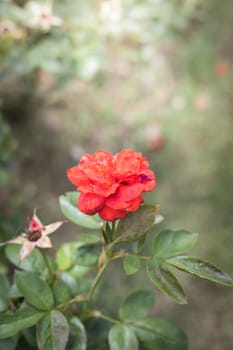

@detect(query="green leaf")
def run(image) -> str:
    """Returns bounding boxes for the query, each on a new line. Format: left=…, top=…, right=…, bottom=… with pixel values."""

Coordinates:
left=69, top=317, right=87, bottom=350
left=147, top=259, right=186, bottom=304
left=15, top=271, right=54, bottom=310
left=53, top=278, right=71, bottom=305
left=37, top=310, right=69, bottom=350
left=119, top=290, right=155, bottom=321
left=0, top=336, right=18, bottom=350
left=123, top=255, right=141, bottom=275
left=152, top=230, right=198, bottom=258
left=0, top=305, right=44, bottom=339
left=5, top=244, right=47, bottom=273
left=59, top=272, right=80, bottom=296
left=116, top=205, right=160, bottom=242
left=0, top=274, right=10, bottom=312
left=56, top=243, right=75, bottom=270
left=167, top=256, right=233, bottom=286
left=23, top=327, right=37, bottom=347
left=77, top=233, right=101, bottom=244
left=132, top=318, right=188, bottom=350
left=109, top=324, right=138, bottom=350
left=56, top=242, right=99, bottom=270
left=59, top=193, right=103, bottom=229
left=8, top=283, right=22, bottom=299
left=56, top=235, right=100, bottom=271
left=132, top=234, right=147, bottom=253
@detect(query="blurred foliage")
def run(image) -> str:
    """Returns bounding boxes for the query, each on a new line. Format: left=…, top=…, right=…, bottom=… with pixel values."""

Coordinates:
left=0, top=117, right=23, bottom=271
left=0, top=0, right=204, bottom=102
left=0, top=118, right=27, bottom=233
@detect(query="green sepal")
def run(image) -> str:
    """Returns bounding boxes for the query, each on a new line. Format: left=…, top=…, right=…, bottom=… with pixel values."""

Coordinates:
left=147, top=258, right=187, bottom=304
left=167, top=256, right=233, bottom=286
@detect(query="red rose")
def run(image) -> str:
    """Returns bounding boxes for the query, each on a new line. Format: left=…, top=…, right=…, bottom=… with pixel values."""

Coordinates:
left=67, top=149, right=156, bottom=221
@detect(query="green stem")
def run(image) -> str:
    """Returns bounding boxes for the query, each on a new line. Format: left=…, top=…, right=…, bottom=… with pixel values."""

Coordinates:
left=84, top=310, right=121, bottom=324
left=111, top=252, right=150, bottom=260
left=56, top=294, right=88, bottom=312
left=87, top=261, right=109, bottom=301
left=39, top=248, right=54, bottom=284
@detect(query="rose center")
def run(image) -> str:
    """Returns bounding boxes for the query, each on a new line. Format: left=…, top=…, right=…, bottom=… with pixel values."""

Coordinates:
left=26, top=229, right=42, bottom=242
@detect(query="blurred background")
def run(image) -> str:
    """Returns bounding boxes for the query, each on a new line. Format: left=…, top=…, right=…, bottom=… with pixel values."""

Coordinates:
left=0, top=0, right=233, bottom=349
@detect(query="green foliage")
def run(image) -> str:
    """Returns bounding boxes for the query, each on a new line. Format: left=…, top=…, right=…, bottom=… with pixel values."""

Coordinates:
left=132, top=318, right=188, bottom=350
left=0, top=305, right=44, bottom=339
left=0, top=275, right=10, bottom=312
left=152, top=230, right=199, bottom=258
left=53, top=279, right=71, bottom=305
left=147, top=259, right=187, bottom=304
left=5, top=244, right=47, bottom=273
left=167, top=256, right=233, bottom=286
left=69, top=317, right=87, bottom=350
left=123, top=255, right=141, bottom=275
left=109, top=324, right=139, bottom=350
left=0, top=191, right=232, bottom=349
left=56, top=237, right=100, bottom=271
left=15, top=271, right=54, bottom=310
left=37, top=311, right=69, bottom=350
left=0, top=336, right=18, bottom=350
left=116, top=205, right=160, bottom=242
left=59, top=192, right=103, bottom=229
left=119, top=290, right=155, bottom=321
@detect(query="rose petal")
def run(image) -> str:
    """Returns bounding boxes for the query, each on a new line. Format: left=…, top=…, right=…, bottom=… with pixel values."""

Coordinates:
left=78, top=182, right=119, bottom=197
left=99, top=206, right=126, bottom=221
left=78, top=193, right=105, bottom=215
left=114, top=149, right=141, bottom=177
left=67, top=166, right=88, bottom=187
left=36, top=235, right=53, bottom=249
left=19, top=241, right=36, bottom=262
left=43, top=221, right=64, bottom=235
left=126, top=196, right=144, bottom=212
left=138, top=170, right=156, bottom=191
left=105, top=183, right=144, bottom=209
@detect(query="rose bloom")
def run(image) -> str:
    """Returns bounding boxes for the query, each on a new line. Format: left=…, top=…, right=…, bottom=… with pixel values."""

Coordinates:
left=4, top=210, right=64, bottom=262
left=67, top=149, right=156, bottom=221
